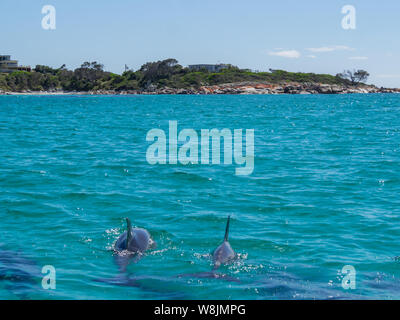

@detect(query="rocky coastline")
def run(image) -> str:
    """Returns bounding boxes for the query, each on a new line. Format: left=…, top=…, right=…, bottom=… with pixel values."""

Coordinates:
left=1, top=82, right=399, bottom=95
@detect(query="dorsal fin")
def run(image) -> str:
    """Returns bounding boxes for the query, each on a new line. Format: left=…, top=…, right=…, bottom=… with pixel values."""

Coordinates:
left=126, top=218, right=132, bottom=248
left=224, top=216, right=231, bottom=242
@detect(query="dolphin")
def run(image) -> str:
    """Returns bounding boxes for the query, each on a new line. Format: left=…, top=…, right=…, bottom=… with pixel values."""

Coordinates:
left=212, top=215, right=236, bottom=271
left=0, top=246, right=42, bottom=299
left=114, top=218, right=152, bottom=253
left=113, top=218, right=154, bottom=272
left=96, top=221, right=191, bottom=297
left=178, top=216, right=239, bottom=282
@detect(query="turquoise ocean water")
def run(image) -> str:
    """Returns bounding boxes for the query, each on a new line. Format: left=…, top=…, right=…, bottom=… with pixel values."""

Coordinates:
left=1, top=94, right=400, bottom=300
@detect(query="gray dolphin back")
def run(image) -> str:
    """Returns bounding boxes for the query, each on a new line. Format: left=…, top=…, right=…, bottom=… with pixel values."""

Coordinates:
left=177, top=216, right=238, bottom=282
left=212, top=216, right=235, bottom=269
left=114, top=218, right=151, bottom=253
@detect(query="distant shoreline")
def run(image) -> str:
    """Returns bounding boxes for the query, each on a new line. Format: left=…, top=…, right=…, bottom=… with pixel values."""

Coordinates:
left=1, top=82, right=399, bottom=96
left=2, top=59, right=399, bottom=95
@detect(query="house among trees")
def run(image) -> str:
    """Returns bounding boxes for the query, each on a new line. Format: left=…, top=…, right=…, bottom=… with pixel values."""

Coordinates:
left=0, top=55, right=31, bottom=73
left=188, top=64, right=229, bottom=72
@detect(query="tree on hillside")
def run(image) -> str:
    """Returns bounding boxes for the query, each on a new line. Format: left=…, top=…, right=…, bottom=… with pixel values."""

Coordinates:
left=69, top=61, right=109, bottom=91
left=80, top=61, right=104, bottom=71
left=34, top=65, right=58, bottom=75
left=337, top=69, right=370, bottom=85
left=139, top=58, right=183, bottom=86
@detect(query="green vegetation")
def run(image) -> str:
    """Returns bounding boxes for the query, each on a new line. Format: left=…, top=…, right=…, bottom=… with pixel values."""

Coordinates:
left=336, top=69, right=370, bottom=85
left=0, top=59, right=358, bottom=92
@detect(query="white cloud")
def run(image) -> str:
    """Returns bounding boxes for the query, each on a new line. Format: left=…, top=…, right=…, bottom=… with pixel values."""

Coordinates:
left=268, top=50, right=301, bottom=59
left=307, top=45, right=354, bottom=53
left=348, top=56, right=368, bottom=60
left=306, top=55, right=317, bottom=59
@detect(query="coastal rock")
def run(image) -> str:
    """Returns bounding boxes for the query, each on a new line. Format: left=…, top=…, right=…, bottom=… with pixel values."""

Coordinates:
left=242, top=87, right=258, bottom=94
left=316, top=84, right=332, bottom=94
left=3, top=81, right=398, bottom=95
left=273, top=86, right=285, bottom=94
left=330, top=85, right=343, bottom=94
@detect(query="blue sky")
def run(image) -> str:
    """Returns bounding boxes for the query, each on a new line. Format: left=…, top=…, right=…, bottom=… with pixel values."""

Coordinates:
left=2, top=0, right=400, bottom=87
